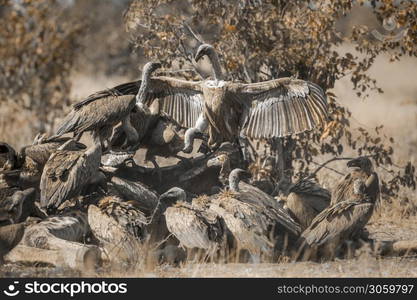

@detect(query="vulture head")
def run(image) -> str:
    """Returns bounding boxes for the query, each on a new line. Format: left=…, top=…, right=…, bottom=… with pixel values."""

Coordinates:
left=229, top=168, right=252, bottom=192
left=194, top=43, right=215, bottom=62
left=0, top=142, right=17, bottom=171
left=143, top=61, right=162, bottom=75
left=159, top=187, right=187, bottom=205
left=207, top=153, right=229, bottom=168
left=0, top=188, right=35, bottom=224
left=347, top=156, right=373, bottom=173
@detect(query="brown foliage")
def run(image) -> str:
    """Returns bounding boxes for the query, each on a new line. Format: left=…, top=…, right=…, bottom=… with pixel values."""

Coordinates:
left=125, top=0, right=417, bottom=197
left=0, top=0, right=84, bottom=133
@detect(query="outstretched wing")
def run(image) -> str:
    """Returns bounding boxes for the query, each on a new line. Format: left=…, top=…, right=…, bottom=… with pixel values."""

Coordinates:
left=144, top=77, right=205, bottom=129
left=73, top=80, right=141, bottom=110
left=232, top=78, right=327, bottom=139
left=56, top=95, right=135, bottom=136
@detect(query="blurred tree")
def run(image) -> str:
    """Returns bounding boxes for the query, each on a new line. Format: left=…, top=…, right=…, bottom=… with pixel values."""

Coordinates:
left=125, top=0, right=417, bottom=197
left=69, top=0, right=139, bottom=77
left=0, top=0, right=84, bottom=134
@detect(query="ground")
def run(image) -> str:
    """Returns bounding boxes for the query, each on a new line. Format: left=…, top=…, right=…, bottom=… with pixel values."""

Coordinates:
left=1, top=218, right=416, bottom=278
left=0, top=45, right=416, bottom=278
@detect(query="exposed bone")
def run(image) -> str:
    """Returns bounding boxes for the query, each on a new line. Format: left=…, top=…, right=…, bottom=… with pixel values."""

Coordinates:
left=5, top=244, right=100, bottom=271
left=5, top=212, right=102, bottom=270
left=373, top=240, right=417, bottom=256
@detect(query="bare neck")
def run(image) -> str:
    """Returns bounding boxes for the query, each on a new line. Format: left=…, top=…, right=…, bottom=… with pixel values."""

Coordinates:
left=136, top=68, right=152, bottom=103
left=207, top=50, right=223, bottom=81
left=87, top=131, right=103, bottom=155
left=219, top=157, right=231, bottom=182
left=229, top=170, right=241, bottom=192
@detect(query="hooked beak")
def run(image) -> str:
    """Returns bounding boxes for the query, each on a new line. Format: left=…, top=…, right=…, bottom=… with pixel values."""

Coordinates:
left=347, top=158, right=360, bottom=169
left=240, top=171, right=252, bottom=181
left=194, top=50, right=204, bottom=62
left=207, top=157, right=220, bottom=168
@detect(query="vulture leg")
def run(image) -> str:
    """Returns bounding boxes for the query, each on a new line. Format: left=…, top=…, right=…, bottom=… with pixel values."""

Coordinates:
left=150, top=158, right=163, bottom=183
left=120, top=115, right=140, bottom=151
left=183, top=114, right=208, bottom=153
left=74, top=132, right=83, bottom=142
left=174, top=155, right=193, bottom=169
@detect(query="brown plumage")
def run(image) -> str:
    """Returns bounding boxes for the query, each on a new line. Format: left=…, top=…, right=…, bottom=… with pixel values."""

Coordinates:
left=97, top=196, right=148, bottom=240
left=143, top=120, right=186, bottom=164
left=23, top=210, right=90, bottom=247
left=208, top=169, right=301, bottom=260
left=109, top=114, right=186, bottom=167
left=331, top=157, right=380, bottom=205
left=285, top=179, right=331, bottom=231
left=0, top=185, right=19, bottom=204
left=106, top=176, right=160, bottom=215
left=161, top=188, right=227, bottom=257
left=0, top=223, right=25, bottom=264
left=16, top=136, right=86, bottom=188
left=0, top=142, right=17, bottom=171
left=20, top=135, right=86, bottom=168
left=52, top=62, right=161, bottom=148
left=134, top=44, right=327, bottom=152
left=40, top=131, right=103, bottom=212
left=0, top=188, right=35, bottom=225
left=298, top=179, right=376, bottom=260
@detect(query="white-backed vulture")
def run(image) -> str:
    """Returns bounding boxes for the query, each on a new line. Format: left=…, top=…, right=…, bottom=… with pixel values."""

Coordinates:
left=160, top=187, right=228, bottom=261
left=97, top=196, right=148, bottom=240
left=0, top=188, right=35, bottom=225
left=51, top=62, right=162, bottom=149
left=136, top=43, right=327, bottom=152
left=0, top=142, right=17, bottom=171
left=40, top=130, right=105, bottom=212
left=331, top=156, right=380, bottom=205
left=208, top=169, right=301, bottom=261
left=285, top=179, right=331, bottom=231
left=298, top=178, right=376, bottom=260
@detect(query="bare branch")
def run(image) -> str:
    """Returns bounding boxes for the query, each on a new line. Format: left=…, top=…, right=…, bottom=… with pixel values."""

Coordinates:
left=306, top=157, right=354, bottom=179
left=182, top=21, right=204, bottom=45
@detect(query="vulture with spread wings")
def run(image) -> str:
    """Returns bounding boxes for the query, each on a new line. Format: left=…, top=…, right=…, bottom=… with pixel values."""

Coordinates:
left=135, top=44, right=328, bottom=153
left=56, top=44, right=327, bottom=154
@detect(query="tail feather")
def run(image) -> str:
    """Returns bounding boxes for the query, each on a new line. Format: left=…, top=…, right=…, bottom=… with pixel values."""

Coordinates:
left=54, top=111, right=80, bottom=137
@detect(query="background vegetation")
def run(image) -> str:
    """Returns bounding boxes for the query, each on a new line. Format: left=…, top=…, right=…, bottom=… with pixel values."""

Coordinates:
left=0, top=0, right=416, bottom=218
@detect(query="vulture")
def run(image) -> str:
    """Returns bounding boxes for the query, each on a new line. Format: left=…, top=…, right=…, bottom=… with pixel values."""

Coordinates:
left=0, top=223, right=25, bottom=264
left=97, top=196, right=149, bottom=240
left=15, top=135, right=86, bottom=188
left=0, top=188, right=35, bottom=225
left=161, top=187, right=228, bottom=261
left=208, top=169, right=301, bottom=261
left=285, top=179, right=331, bottom=231
left=0, top=142, right=17, bottom=171
left=109, top=116, right=189, bottom=170
left=135, top=43, right=327, bottom=152
left=51, top=62, right=162, bottom=149
left=331, top=156, right=380, bottom=205
left=40, top=130, right=105, bottom=212
left=297, top=178, right=377, bottom=261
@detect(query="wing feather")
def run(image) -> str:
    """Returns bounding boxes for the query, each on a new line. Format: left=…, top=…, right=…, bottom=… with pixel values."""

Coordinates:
left=145, top=77, right=204, bottom=129
left=300, top=200, right=373, bottom=246
left=234, top=78, right=328, bottom=139
left=40, top=149, right=99, bottom=209
left=73, top=81, right=140, bottom=110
